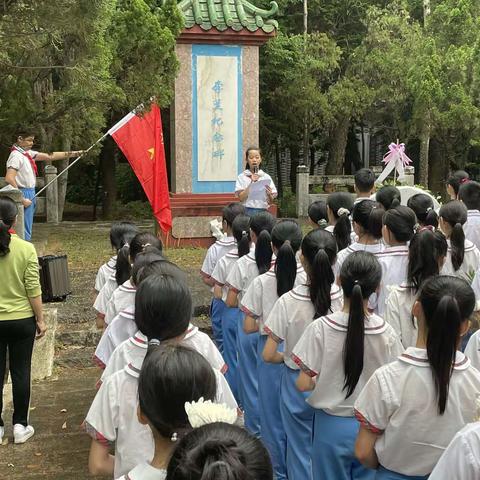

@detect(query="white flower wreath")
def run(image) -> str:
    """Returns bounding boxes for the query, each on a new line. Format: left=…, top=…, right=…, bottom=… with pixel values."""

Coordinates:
left=185, top=397, right=237, bottom=428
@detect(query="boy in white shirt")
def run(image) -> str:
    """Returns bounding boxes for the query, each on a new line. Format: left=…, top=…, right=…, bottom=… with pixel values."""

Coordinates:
left=459, top=180, right=480, bottom=250
left=354, top=168, right=376, bottom=205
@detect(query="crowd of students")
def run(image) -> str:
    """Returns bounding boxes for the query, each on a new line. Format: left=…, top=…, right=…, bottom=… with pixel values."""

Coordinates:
left=84, top=162, right=480, bottom=479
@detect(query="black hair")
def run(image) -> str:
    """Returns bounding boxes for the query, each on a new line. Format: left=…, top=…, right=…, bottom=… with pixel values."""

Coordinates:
left=245, top=146, right=261, bottom=172
left=109, top=222, right=139, bottom=251
left=458, top=181, right=480, bottom=211
left=271, top=220, right=303, bottom=297
left=250, top=211, right=276, bottom=274
left=354, top=168, right=375, bottom=193
left=376, top=185, right=401, bottom=210
left=139, top=344, right=217, bottom=440
left=135, top=271, right=192, bottom=341
left=308, top=200, right=328, bottom=228
left=16, top=131, right=35, bottom=139
left=131, top=250, right=165, bottom=285
left=447, top=170, right=470, bottom=198
left=232, top=215, right=251, bottom=258
left=439, top=200, right=468, bottom=271
left=115, top=232, right=163, bottom=286
left=222, top=203, right=246, bottom=228
left=407, top=194, right=438, bottom=228
left=339, top=251, right=382, bottom=398
left=327, top=192, right=353, bottom=250
left=352, top=200, right=385, bottom=240
left=418, top=275, right=475, bottom=414
left=136, top=258, right=186, bottom=286
left=301, top=229, right=338, bottom=318
left=383, top=206, right=417, bottom=243
left=0, top=197, right=17, bottom=256
left=166, top=422, right=273, bottom=480
left=408, top=229, right=447, bottom=292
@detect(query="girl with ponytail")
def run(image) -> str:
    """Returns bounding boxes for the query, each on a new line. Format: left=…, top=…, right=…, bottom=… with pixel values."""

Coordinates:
left=240, top=220, right=303, bottom=480
left=326, top=192, right=354, bottom=250
left=446, top=170, right=469, bottom=200
left=167, top=423, right=273, bottom=480
left=355, top=276, right=480, bottom=479
left=308, top=200, right=328, bottom=229
left=385, top=229, right=447, bottom=348
left=334, top=200, right=385, bottom=278
left=407, top=194, right=439, bottom=229
left=439, top=200, right=480, bottom=281
left=376, top=185, right=401, bottom=210
left=263, top=229, right=343, bottom=480
left=211, top=215, right=252, bottom=402
left=224, top=211, right=275, bottom=436
left=375, top=206, right=417, bottom=316
left=293, top=251, right=402, bottom=480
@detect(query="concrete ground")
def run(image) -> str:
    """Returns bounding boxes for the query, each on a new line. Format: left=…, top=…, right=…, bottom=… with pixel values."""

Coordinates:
left=0, top=222, right=210, bottom=479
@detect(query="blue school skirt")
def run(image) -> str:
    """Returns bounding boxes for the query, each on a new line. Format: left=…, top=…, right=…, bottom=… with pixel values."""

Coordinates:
left=245, top=207, right=267, bottom=217
left=221, top=305, right=242, bottom=404
left=280, top=366, right=314, bottom=480
left=236, top=315, right=260, bottom=436
left=376, top=467, right=429, bottom=480
left=257, top=335, right=287, bottom=480
left=313, top=409, right=375, bottom=480
left=210, top=298, right=225, bottom=354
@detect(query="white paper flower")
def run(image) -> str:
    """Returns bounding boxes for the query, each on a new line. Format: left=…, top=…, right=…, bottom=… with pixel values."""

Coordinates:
left=185, top=397, right=237, bottom=428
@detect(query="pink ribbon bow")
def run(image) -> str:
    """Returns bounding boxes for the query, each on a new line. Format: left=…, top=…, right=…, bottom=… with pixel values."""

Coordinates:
left=376, top=142, right=412, bottom=184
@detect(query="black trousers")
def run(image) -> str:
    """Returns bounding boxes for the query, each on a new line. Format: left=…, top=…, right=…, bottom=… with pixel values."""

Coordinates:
left=0, top=317, right=36, bottom=427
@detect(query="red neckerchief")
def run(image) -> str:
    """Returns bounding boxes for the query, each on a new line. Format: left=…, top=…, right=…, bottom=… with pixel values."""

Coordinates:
left=11, top=145, right=38, bottom=176
left=8, top=228, right=16, bottom=234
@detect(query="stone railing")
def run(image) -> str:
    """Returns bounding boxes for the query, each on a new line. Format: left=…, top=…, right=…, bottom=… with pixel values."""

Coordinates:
left=0, top=164, right=59, bottom=231
left=296, top=165, right=415, bottom=216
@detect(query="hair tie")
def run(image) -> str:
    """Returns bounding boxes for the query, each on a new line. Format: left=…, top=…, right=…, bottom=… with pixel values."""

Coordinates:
left=418, top=225, right=434, bottom=233
left=460, top=177, right=470, bottom=184
left=284, top=239, right=291, bottom=246
left=353, top=280, right=360, bottom=286
left=317, top=219, right=328, bottom=229
left=337, top=207, right=350, bottom=217
left=141, top=243, right=152, bottom=248
left=241, top=230, right=247, bottom=236
left=414, top=223, right=421, bottom=233
left=185, top=398, right=237, bottom=428
left=171, top=432, right=178, bottom=442
left=426, top=207, right=433, bottom=213
left=124, top=242, right=129, bottom=248
left=148, top=338, right=160, bottom=346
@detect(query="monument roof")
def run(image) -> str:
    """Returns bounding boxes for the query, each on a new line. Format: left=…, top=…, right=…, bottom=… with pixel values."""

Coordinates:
left=177, top=0, right=279, bottom=33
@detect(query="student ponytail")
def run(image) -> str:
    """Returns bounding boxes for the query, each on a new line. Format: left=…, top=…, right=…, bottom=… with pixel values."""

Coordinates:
left=327, top=192, right=353, bottom=250
left=447, top=170, right=469, bottom=198
left=109, top=221, right=139, bottom=252
left=301, top=229, right=337, bottom=317
left=0, top=197, right=17, bottom=257
left=115, top=243, right=132, bottom=285
left=376, top=185, right=401, bottom=210
left=232, top=215, right=251, bottom=258
left=340, top=251, right=382, bottom=398
left=352, top=200, right=385, bottom=240
left=439, top=200, right=468, bottom=271
left=407, top=194, right=438, bottom=229
left=250, top=212, right=275, bottom=274
left=418, top=276, right=475, bottom=414
left=383, top=206, right=417, bottom=243
left=271, top=220, right=303, bottom=297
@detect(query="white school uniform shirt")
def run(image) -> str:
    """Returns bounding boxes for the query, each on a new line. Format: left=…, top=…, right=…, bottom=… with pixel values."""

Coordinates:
left=95, top=256, right=117, bottom=292
left=325, top=225, right=334, bottom=234
left=264, top=284, right=343, bottom=369
left=99, top=325, right=228, bottom=387
left=200, top=235, right=236, bottom=283
left=240, top=263, right=304, bottom=335
left=85, top=357, right=235, bottom=478
left=235, top=169, right=277, bottom=209
left=354, top=347, right=480, bottom=476
left=375, top=245, right=410, bottom=316
left=465, top=330, right=480, bottom=371
left=212, top=248, right=239, bottom=302
left=116, top=464, right=166, bottom=480
left=105, top=279, right=136, bottom=325
left=384, top=283, right=418, bottom=348
left=441, top=238, right=480, bottom=283
left=93, top=273, right=118, bottom=317
left=6, top=147, right=38, bottom=188
left=429, top=422, right=480, bottom=480
left=465, top=210, right=480, bottom=251
left=94, top=307, right=136, bottom=369
left=291, top=311, right=402, bottom=416
left=334, top=242, right=384, bottom=278
left=225, top=247, right=261, bottom=302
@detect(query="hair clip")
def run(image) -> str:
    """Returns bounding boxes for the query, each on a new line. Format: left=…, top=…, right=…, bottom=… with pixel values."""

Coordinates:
left=337, top=207, right=350, bottom=217
left=171, top=432, right=178, bottom=442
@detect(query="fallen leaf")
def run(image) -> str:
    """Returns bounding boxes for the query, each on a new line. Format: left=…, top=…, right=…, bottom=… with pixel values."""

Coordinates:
left=60, top=408, right=67, bottom=413
left=34, top=452, right=42, bottom=457
left=61, top=422, right=67, bottom=429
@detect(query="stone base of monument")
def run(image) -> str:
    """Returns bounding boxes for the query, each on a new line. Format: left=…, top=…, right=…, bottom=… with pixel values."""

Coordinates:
left=161, top=193, right=278, bottom=248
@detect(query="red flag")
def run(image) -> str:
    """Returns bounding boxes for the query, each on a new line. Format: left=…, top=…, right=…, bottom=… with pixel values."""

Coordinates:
left=108, top=103, right=172, bottom=232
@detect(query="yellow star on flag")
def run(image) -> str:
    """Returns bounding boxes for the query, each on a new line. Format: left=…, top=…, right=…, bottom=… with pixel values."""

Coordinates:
left=147, top=147, right=155, bottom=160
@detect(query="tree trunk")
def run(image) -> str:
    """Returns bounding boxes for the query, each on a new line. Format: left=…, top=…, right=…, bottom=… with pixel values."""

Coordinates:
left=56, top=136, right=71, bottom=221
left=274, top=137, right=283, bottom=198
left=289, top=144, right=300, bottom=193
left=100, top=136, right=117, bottom=219
left=429, top=137, right=448, bottom=198
left=326, top=116, right=350, bottom=175
left=418, top=123, right=431, bottom=187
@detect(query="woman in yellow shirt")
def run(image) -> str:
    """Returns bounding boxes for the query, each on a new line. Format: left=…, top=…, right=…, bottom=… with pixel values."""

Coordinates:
left=0, top=196, right=46, bottom=445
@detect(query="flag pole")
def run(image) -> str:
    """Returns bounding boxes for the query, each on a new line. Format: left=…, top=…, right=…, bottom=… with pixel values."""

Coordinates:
left=34, top=131, right=109, bottom=198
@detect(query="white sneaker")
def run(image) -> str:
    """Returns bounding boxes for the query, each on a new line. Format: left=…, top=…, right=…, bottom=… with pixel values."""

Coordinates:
left=13, top=424, right=34, bottom=444
left=0, top=426, right=4, bottom=444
